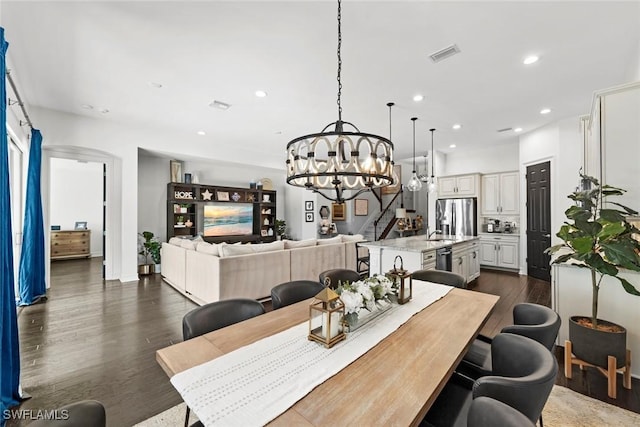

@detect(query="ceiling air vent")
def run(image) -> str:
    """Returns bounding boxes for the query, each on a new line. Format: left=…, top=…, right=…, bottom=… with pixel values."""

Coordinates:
left=429, top=44, right=461, bottom=63
left=497, top=127, right=513, bottom=133
left=209, top=100, right=231, bottom=110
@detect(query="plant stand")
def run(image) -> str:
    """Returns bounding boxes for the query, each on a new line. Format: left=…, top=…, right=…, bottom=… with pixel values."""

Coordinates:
left=564, top=340, right=631, bottom=398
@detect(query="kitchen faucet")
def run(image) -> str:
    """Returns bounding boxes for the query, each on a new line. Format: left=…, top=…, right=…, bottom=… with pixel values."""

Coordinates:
left=428, top=230, right=442, bottom=239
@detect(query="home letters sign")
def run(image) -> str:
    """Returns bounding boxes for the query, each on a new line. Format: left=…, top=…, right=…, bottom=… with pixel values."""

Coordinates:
left=174, top=190, right=194, bottom=200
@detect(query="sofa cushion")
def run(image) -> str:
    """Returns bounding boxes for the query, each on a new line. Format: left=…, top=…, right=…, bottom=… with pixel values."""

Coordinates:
left=180, top=239, right=197, bottom=250
left=317, top=236, right=342, bottom=245
left=219, top=242, right=254, bottom=257
left=196, top=241, right=219, bottom=256
left=342, top=234, right=364, bottom=242
left=284, top=238, right=317, bottom=249
left=169, top=237, right=183, bottom=246
left=251, top=240, right=285, bottom=253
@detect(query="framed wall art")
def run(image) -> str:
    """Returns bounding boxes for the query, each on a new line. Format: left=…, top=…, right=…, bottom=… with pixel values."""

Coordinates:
left=331, top=203, right=346, bottom=221
left=217, top=191, right=230, bottom=201
left=305, top=201, right=314, bottom=211
left=170, top=160, right=184, bottom=183
left=305, top=212, right=314, bottom=222
left=354, top=199, right=368, bottom=216
left=74, top=221, right=87, bottom=230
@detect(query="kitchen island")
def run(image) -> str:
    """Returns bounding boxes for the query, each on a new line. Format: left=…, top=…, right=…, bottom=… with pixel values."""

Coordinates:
left=361, top=235, right=480, bottom=284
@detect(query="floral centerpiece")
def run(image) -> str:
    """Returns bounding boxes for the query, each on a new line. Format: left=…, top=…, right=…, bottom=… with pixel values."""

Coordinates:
left=336, top=274, right=395, bottom=329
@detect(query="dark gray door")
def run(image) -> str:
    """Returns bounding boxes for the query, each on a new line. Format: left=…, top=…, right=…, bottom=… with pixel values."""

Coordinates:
left=526, top=161, right=551, bottom=281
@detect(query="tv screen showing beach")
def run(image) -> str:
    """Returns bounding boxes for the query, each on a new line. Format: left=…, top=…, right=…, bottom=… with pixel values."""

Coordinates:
left=203, top=203, right=253, bottom=236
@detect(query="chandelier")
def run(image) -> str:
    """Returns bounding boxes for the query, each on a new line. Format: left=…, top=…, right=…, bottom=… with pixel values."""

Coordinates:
left=285, top=0, right=394, bottom=203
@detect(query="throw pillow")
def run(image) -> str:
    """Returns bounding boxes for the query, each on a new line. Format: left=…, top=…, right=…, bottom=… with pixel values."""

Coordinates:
left=219, top=243, right=254, bottom=257
left=179, top=239, right=197, bottom=250
left=284, top=238, right=317, bottom=249
left=168, top=237, right=183, bottom=246
left=317, top=235, right=342, bottom=245
left=251, top=241, right=285, bottom=253
left=342, top=234, right=364, bottom=242
left=196, top=241, right=219, bottom=256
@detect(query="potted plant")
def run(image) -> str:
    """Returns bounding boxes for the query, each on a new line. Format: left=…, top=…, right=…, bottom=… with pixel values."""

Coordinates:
left=547, top=174, right=640, bottom=369
left=275, top=219, right=287, bottom=240
left=139, top=231, right=161, bottom=275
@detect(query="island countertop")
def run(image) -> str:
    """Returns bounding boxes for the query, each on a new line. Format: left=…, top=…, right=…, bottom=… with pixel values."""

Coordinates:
left=360, top=235, right=479, bottom=253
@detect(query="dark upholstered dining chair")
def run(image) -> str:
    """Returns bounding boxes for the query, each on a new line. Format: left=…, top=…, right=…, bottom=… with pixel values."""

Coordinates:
left=270, top=280, right=325, bottom=310
left=458, top=303, right=561, bottom=380
left=318, top=268, right=361, bottom=289
left=467, top=397, right=535, bottom=427
left=27, top=400, right=106, bottom=427
left=423, top=333, right=558, bottom=427
left=411, top=269, right=467, bottom=289
left=182, top=298, right=265, bottom=426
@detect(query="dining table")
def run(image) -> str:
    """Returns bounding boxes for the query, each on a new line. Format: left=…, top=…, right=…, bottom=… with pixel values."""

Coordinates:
left=156, top=282, right=499, bottom=426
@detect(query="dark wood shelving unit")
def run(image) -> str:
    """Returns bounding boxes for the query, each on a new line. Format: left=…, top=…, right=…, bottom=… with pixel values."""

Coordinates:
left=167, top=183, right=276, bottom=243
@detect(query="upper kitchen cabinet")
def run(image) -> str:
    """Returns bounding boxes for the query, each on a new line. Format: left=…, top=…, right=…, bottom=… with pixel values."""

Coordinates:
left=481, top=171, right=519, bottom=215
left=438, top=173, right=480, bottom=198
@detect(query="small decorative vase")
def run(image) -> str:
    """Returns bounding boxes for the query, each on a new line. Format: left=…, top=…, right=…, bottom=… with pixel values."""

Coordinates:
left=185, top=219, right=193, bottom=227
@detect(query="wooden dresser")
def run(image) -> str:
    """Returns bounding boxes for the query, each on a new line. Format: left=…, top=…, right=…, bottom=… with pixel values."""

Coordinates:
left=50, top=230, right=91, bottom=260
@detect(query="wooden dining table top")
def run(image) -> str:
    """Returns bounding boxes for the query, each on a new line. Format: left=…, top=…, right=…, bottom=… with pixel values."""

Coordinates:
left=156, top=286, right=499, bottom=426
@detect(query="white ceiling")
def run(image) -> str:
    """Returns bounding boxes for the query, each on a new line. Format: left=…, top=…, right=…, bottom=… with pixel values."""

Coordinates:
left=2, top=1, right=639, bottom=167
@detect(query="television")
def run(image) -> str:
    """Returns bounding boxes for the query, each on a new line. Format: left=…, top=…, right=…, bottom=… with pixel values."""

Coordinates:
left=203, top=203, right=254, bottom=237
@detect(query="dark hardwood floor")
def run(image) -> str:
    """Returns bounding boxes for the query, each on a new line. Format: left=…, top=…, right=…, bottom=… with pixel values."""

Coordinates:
left=6, top=260, right=638, bottom=426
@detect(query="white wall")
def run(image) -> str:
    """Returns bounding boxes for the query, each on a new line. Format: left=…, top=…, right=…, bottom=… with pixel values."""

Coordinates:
left=50, top=158, right=103, bottom=257
left=444, top=142, right=519, bottom=175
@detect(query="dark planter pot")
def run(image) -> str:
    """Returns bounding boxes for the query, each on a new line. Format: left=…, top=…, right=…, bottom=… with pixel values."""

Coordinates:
left=569, top=316, right=626, bottom=369
left=138, top=264, right=153, bottom=276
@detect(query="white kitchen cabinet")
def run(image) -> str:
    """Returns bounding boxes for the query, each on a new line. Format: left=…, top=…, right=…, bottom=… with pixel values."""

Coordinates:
left=481, top=171, right=519, bottom=215
left=479, top=234, right=519, bottom=270
left=467, top=241, right=481, bottom=281
left=438, top=173, right=480, bottom=198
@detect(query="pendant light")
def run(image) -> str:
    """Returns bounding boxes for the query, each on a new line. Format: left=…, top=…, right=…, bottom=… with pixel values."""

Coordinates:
left=428, top=128, right=437, bottom=193
left=285, top=0, right=394, bottom=203
left=407, top=117, right=422, bottom=192
left=418, top=153, right=429, bottom=182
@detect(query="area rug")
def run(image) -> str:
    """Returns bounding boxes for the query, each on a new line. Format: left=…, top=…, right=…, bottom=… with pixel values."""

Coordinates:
left=135, top=385, right=640, bottom=426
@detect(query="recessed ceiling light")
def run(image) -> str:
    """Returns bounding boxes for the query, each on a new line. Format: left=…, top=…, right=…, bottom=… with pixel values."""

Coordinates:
left=523, top=55, right=539, bottom=65
left=209, top=100, right=231, bottom=110
left=99, top=108, right=109, bottom=114
left=413, top=94, right=424, bottom=102
left=514, top=127, right=523, bottom=132
left=449, top=144, right=456, bottom=148
left=452, top=124, right=462, bottom=130
left=540, top=108, right=551, bottom=115
left=275, top=131, right=282, bottom=135
left=255, top=90, right=267, bottom=98
left=81, top=104, right=93, bottom=110
left=148, top=81, right=163, bottom=88
left=197, top=131, right=206, bottom=136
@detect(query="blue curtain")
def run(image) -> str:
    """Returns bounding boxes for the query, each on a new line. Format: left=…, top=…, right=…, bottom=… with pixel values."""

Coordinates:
left=0, top=26, right=21, bottom=422
left=18, top=129, right=46, bottom=306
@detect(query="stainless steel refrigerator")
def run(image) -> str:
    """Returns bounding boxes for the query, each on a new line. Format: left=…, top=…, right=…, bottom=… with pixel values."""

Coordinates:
left=435, top=198, right=478, bottom=236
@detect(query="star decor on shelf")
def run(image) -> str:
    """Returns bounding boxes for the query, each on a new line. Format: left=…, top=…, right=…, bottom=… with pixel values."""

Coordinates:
left=201, top=189, right=213, bottom=201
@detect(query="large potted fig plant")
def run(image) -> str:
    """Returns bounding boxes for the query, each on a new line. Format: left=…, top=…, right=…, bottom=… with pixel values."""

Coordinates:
left=138, top=231, right=161, bottom=275
left=547, top=174, right=640, bottom=370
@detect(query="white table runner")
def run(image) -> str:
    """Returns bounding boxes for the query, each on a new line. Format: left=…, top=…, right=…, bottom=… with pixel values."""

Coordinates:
left=171, top=281, right=453, bottom=426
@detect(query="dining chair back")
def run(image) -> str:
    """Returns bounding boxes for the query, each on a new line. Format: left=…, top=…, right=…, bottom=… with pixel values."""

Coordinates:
left=318, top=268, right=361, bottom=289
left=181, top=298, right=265, bottom=426
left=270, top=280, right=325, bottom=310
left=424, top=333, right=557, bottom=426
left=467, top=397, right=535, bottom=427
left=459, top=303, right=561, bottom=379
left=182, top=298, right=265, bottom=340
left=411, top=269, right=467, bottom=288
left=27, top=400, right=106, bottom=427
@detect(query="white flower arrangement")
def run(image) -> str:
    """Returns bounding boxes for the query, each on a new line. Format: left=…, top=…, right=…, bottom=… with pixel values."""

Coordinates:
left=336, top=274, right=395, bottom=326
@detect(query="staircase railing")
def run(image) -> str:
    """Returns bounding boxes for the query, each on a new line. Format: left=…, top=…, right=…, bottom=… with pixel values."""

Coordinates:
left=373, top=188, right=404, bottom=240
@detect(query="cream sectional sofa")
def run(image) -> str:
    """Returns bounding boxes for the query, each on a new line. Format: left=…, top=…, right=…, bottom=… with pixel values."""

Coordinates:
left=161, top=235, right=364, bottom=306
